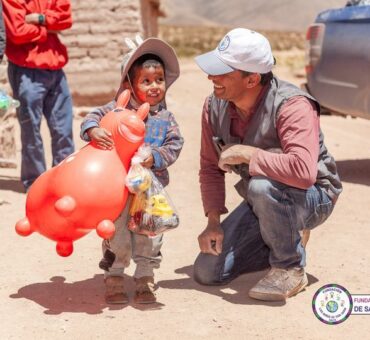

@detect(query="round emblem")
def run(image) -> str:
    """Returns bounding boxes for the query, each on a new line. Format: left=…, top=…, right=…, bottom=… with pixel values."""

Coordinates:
left=218, top=35, right=230, bottom=51
left=312, top=284, right=353, bottom=325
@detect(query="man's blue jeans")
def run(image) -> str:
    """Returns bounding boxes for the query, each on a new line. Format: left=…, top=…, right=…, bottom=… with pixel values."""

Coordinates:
left=194, top=176, right=335, bottom=285
left=8, top=62, right=74, bottom=190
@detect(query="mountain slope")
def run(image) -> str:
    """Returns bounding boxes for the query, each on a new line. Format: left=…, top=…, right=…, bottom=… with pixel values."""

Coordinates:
left=161, top=0, right=346, bottom=31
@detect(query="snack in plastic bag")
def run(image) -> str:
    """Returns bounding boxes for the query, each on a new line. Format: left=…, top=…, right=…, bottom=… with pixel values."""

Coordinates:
left=141, top=190, right=180, bottom=236
left=128, top=192, right=147, bottom=233
left=125, top=146, right=152, bottom=194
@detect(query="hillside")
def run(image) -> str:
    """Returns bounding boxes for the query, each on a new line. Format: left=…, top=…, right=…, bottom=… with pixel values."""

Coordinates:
left=160, top=0, right=346, bottom=32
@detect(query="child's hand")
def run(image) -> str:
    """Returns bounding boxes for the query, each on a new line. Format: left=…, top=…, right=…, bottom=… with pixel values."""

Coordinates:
left=140, top=154, right=154, bottom=168
left=87, top=127, right=114, bottom=149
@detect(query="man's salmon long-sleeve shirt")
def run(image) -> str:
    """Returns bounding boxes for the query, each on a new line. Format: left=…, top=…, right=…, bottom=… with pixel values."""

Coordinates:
left=199, top=93, right=320, bottom=216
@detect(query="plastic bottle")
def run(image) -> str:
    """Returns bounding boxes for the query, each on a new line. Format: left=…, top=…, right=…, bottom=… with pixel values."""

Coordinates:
left=0, top=90, right=20, bottom=118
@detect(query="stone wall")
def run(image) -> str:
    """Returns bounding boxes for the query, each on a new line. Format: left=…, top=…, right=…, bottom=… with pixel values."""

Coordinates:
left=0, top=0, right=163, bottom=106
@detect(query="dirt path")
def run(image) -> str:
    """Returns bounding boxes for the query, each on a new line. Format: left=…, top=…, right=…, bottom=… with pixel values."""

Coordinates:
left=1, top=58, right=369, bottom=339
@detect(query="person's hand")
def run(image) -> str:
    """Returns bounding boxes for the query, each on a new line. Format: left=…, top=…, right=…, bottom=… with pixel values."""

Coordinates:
left=198, top=212, right=224, bottom=256
left=25, top=13, right=41, bottom=24
left=140, top=154, right=154, bottom=168
left=198, top=224, right=224, bottom=256
left=218, top=144, right=259, bottom=172
left=87, top=127, right=114, bottom=149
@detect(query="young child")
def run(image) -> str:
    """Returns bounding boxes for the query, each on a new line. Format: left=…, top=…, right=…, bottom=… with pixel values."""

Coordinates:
left=80, top=37, right=183, bottom=304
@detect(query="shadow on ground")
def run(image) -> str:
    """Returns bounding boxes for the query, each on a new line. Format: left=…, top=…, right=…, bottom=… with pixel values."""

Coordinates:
left=10, top=274, right=164, bottom=314
left=158, top=265, right=318, bottom=307
left=336, top=159, right=370, bottom=186
left=0, top=175, right=24, bottom=193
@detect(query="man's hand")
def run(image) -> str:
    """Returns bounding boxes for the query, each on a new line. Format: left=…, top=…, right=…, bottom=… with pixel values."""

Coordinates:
left=25, top=13, right=41, bottom=24
left=218, top=144, right=259, bottom=172
left=198, top=211, right=223, bottom=256
left=87, top=127, right=114, bottom=149
left=140, top=154, right=154, bottom=168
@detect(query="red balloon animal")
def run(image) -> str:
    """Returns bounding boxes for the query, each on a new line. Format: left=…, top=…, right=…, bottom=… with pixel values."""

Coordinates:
left=15, top=90, right=149, bottom=257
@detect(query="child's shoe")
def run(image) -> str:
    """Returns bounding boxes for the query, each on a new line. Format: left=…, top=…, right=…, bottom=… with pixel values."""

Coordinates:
left=105, top=276, right=128, bottom=304
left=99, top=249, right=116, bottom=271
left=134, top=276, right=156, bottom=304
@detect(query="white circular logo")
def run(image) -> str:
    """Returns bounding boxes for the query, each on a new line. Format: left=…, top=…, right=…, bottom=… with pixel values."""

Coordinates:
left=218, top=35, right=230, bottom=51
left=312, top=284, right=353, bottom=325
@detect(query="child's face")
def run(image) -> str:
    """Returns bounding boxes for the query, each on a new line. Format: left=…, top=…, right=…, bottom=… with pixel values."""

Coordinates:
left=131, top=65, right=166, bottom=106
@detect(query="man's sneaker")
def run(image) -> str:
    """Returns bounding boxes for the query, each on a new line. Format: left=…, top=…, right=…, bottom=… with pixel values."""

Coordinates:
left=134, top=276, right=157, bottom=304
left=248, top=267, right=308, bottom=301
left=105, top=276, right=129, bottom=304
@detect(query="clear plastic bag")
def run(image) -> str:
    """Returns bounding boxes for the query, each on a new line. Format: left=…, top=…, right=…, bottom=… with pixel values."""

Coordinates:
left=125, top=146, right=152, bottom=194
left=126, top=147, right=180, bottom=237
left=139, top=172, right=180, bottom=236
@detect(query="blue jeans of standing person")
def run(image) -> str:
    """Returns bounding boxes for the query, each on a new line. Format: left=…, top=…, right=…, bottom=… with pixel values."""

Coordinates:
left=194, top=176, right=335, bottom=285
left=8, top=62, right=74, bottom=190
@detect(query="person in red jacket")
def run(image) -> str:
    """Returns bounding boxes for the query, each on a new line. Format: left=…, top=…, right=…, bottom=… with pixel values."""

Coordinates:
left=2, top=0, right=74, bottom=191
left=0, top=2, right=5, bottom=63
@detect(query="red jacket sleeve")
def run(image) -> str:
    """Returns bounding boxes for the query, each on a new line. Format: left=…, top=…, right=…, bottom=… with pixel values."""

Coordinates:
left=2, top=0, right=47, bottom=45
left=45, top=0, right=72, bottom=31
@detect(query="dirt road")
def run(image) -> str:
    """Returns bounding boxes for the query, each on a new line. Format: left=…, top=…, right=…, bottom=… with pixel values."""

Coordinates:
left=1, top=58, right=369, bottom=339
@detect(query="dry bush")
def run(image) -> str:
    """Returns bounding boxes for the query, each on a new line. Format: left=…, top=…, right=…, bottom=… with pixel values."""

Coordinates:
left=159, top=25, right=306, bottom=57
left=275, top=50, right=306, bottom=72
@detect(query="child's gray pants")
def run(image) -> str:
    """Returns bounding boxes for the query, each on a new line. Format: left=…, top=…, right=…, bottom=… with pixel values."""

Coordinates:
left=102, top=196, right=163, bottom=279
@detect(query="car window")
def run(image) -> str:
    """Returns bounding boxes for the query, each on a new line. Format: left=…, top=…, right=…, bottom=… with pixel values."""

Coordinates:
left=346, top=0, right=370, bottom=6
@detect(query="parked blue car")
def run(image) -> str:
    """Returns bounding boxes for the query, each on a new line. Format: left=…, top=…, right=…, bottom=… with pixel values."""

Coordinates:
left=304, top=2, right=370, bottom=119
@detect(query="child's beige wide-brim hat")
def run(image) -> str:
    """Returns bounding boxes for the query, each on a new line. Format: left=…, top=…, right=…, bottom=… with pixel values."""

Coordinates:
left=116, top=37, right=180, bottom=99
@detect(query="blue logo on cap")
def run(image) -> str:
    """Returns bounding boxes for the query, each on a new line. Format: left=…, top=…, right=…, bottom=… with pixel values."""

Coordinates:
left=218, top=35, right=230, bottom=51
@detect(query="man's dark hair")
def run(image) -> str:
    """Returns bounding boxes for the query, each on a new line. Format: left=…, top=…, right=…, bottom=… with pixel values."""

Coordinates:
left=240, top=70, right=273, bottom=86
left=240, top=56, right=275, bottom=85
left=128, top=53, right=165, bottom=81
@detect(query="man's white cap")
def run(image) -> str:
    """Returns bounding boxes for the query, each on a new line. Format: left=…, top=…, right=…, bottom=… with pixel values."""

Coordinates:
left=195, top=28, right=274, bottom=75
